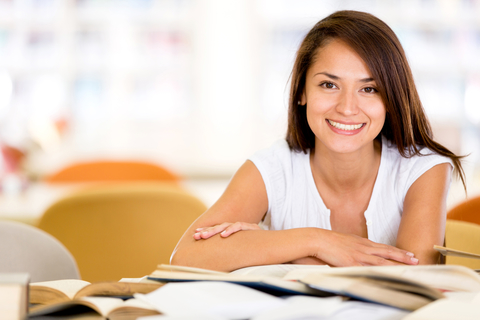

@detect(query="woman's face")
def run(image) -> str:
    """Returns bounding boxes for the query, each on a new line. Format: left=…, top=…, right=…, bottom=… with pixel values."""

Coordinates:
left=301, top=39, right=386, bottom=155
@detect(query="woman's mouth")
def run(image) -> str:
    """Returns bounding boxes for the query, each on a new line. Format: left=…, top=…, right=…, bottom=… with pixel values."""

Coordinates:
left=327, top=119, right=365, bottom=131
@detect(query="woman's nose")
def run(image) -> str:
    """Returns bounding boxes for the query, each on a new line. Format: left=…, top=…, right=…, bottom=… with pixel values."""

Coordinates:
left=335, top=90, right=359, bottom=116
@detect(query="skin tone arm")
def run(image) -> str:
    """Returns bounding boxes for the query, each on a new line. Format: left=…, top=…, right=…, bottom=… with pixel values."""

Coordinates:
left=396, top=163, right=452, bottom=264
left=170, top=160, right=418, bottom=272
left=188, top=163, right=452, bottom=267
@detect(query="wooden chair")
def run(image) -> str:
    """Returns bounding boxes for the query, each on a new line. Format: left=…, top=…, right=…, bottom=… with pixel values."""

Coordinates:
left=37, top=182, right=207, bottom=282
left=444, top=219, right=480, bottom=269
left=0, top=220, right=80, bottom=282
left=447, top=196, right=480, bottom=226
left=45, top=160, right=181, bottom=183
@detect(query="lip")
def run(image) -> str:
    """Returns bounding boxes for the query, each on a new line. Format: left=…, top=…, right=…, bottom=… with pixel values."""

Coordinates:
left=326, top=119, right=366, bottom=135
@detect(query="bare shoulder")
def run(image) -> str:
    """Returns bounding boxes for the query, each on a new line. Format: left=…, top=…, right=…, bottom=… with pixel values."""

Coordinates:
left=193, top=160, right=268, bottom=227
left=397, top=162, right=451, bottom=264
left=406, top=162, right=452, bottom=199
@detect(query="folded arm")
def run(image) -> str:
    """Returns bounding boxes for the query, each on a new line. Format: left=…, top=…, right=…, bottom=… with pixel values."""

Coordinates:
left=170, top=161, right=417, bottom=271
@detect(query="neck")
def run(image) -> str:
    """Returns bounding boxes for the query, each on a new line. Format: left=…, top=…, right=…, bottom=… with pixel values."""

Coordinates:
left=310, top=138, right=382, bottom=193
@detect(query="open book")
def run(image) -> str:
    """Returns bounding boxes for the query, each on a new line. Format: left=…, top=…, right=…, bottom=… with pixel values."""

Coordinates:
left=29, top=279, right=163, bottom=319
left=30, top=279, right=163, bottom=305
left=434, top=245, right=480, bottom=260
left=150, top=264, right=480, bottom=311
left=28, top=296, right=160, bottom=319
left=148, top=264, right=331, bottom=297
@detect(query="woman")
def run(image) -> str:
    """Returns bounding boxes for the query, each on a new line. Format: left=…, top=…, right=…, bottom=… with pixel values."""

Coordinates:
left=170, top=10, right=465, bottom=271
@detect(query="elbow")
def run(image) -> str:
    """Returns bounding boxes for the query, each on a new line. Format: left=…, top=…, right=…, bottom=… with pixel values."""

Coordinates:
left=169, top=247, right=186, bottom=266
left=170, top=244, right=199, bottom=268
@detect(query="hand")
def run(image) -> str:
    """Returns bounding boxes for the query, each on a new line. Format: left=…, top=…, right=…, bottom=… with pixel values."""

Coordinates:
left=312, top=229, right=419, bottom=267
left=193, top=222, right=261, bottom=240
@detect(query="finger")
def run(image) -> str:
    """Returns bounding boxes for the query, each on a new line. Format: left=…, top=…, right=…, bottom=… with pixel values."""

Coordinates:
left=365, top=241, right=416, bottom=258
left=201, top=223, right=231, bottom=238
left=193, top=232, right=203, bottom=240
left=220, top=222, right=244, bottom=237
left=194, top=223, right=232, bottom=239
left=221, top=222, right=261, bottom=237
left=367, top=247, right=419, bottom=265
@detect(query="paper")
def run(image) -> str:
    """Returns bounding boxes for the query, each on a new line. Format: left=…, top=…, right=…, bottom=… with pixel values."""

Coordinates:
left=251, top=296, right=343, bottom=320
left=135, top=281, right=284, bottom=319
left=403, top=299, right=480, bottom=320
left=327, top=301, right=409, bottom=320
left=138, top=316, right=224, bottom=320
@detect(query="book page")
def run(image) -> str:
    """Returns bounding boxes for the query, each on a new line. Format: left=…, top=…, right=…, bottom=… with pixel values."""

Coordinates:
left=251, top=296, right=344, bottom=320
left=403, top=299, right=480, bottom=320
left=135, top=281, right=284, bottom=319
left=301, top=275, right=432, bottom=311
left=80, top=297, right=128, bottom=316
left=156, top=264, right=227, bottom=275
left=231, top=264, right=329, bottom=278
left=434, top=245, right=480, bottom=259
left=444, top=291, right=480, bottom=303
left=149, top=270, right=265, bottom=282
left=251, top=296, right=409, bottom=320
left=30, top=279, right=91, bottom=301
left=284, top=265, right=480, bottom=292
left=74, top=281, right=163, bottom=299
left=28, top=296, right=123, bottom=317
left=148, top=270, right=321, bottom=296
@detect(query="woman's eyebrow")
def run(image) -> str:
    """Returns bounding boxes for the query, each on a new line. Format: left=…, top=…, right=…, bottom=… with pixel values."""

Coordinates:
left=314, top=72, right=339, bottom=80
left=313, top=72, right=375, bottom=83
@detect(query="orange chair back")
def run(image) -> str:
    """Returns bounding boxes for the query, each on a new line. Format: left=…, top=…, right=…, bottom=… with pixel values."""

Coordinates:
left=46, top=160, right=180, bottom=183
left=447, top=196, right=480, bottom=226
left=37, top=182, right=207, bottom=282
left=445, top=219, right=480, bottom=269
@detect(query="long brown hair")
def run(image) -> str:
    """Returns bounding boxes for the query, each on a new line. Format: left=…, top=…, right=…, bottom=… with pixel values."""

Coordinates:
left=286, top=10, right=466, bottom=189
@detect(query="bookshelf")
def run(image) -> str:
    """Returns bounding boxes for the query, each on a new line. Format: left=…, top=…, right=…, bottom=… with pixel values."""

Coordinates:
left=0, top=0, right=478, bottom=189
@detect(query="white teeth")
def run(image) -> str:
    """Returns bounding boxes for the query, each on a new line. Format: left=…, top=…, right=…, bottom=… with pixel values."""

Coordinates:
left=328, top=120, right=364, bottom=131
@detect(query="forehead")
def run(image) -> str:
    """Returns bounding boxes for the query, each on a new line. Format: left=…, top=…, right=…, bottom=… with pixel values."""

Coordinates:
left=309, top=39, right=373, bottom=78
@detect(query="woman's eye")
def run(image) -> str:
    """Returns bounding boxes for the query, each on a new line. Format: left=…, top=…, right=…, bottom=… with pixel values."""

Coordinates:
left=321, top=82, right=337, bottom=89
left=363, top=87, right=378, bottom=93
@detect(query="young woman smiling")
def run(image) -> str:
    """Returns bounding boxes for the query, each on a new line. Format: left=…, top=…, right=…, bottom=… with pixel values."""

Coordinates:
left=170, top=10, right=466, bottom=271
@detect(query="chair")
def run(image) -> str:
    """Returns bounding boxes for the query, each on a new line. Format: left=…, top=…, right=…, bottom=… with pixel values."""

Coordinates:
left=447, top=196, right=480, bottom=226
left=45, top=160, right=181, bottom=183
left=444, top=219, right=480, bottom=269
left=37, top=182, right=207, bottom=283
left=0, top=220, right=80, bottom=282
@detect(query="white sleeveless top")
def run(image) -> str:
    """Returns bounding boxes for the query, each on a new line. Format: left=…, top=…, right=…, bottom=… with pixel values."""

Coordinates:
left=248, top=137, right=453, bottom=246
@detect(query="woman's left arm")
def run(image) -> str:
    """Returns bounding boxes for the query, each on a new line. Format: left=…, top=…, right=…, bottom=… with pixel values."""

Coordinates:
left=396, top=162, right=452, bottom=264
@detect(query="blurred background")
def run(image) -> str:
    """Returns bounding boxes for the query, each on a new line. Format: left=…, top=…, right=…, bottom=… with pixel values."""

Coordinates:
left=0, top=0, right=479, bottom=220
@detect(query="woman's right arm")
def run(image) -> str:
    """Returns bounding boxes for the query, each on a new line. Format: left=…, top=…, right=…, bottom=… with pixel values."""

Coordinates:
left=170, top=160, right=316, bottom=271
left=170, top=161, right=417, bottom=271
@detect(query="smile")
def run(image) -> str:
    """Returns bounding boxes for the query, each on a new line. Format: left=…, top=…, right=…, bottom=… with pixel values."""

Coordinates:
left=327, top=119, right=365, bottom=131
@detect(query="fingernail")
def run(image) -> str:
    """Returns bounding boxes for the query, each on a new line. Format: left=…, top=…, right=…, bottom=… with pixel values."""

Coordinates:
left=196, top=228, right=203, bottom=231
left=411, top=257, right=419, bottom=264
left=221, top=230, right=226, bottom=234
left=406, top=252, right=414, bottom=257
left=201, top=231, right=208, bottom=235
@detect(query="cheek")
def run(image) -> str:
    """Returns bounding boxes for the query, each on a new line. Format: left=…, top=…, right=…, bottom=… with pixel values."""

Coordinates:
left=369, top=103, right=387, bottom=127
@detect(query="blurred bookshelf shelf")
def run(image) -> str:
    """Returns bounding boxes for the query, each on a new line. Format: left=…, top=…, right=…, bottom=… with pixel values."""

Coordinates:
left=0, top=0, right=478, bottom=185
